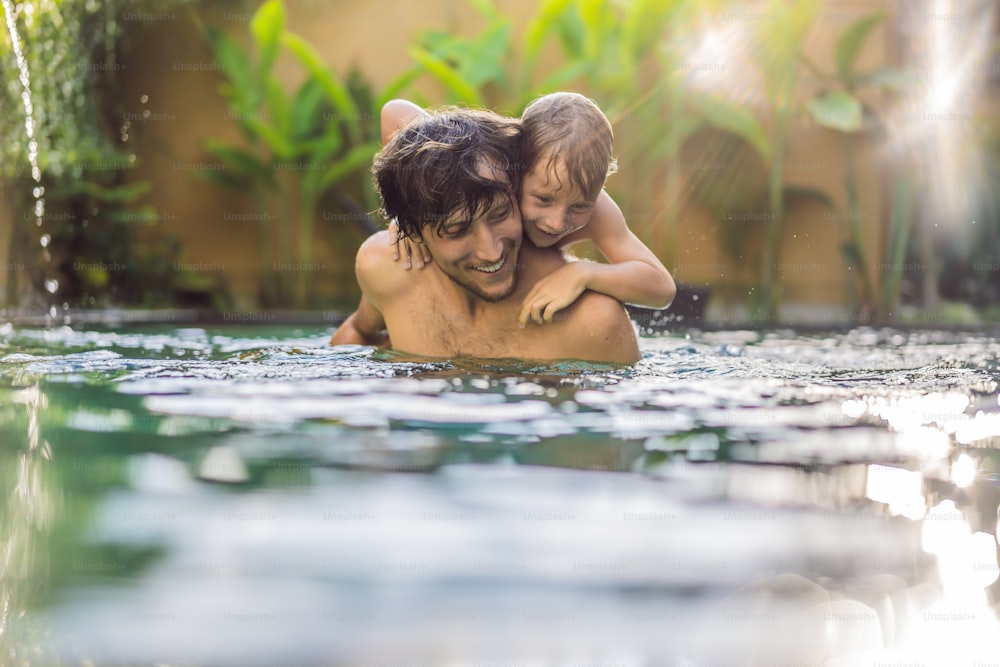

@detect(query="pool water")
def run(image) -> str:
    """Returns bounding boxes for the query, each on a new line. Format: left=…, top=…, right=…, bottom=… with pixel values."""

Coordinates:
left=1, top=323, right=999, bottom=666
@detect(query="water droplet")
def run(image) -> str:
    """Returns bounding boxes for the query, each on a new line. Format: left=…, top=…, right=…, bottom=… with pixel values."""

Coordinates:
left=129, top=154, right=137, bottom=164
left=140, top=94, right=149, bottom=104
left=121, top=134, right=129, bottom=142
left=49, top=305, right=57, bottom=318
left=692, top=294, right=699, bottom=301
left=44, top=279, right=58, bottom=294
left=142, top=109, right=151, bottom=120
left=39, top=234, right=50, bottom=248
left=32, top=186, right=43, bottom=197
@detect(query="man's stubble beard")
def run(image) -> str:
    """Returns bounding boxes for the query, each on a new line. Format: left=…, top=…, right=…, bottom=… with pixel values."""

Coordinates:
left=441, top=263, right=518, bottom=304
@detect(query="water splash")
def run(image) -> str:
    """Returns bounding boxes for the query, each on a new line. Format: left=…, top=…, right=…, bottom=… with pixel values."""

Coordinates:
left=2, top=0, right=51, bottom=309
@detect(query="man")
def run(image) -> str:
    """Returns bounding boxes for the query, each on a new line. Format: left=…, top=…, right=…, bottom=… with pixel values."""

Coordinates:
left=330, top=108, right=639, bottom=364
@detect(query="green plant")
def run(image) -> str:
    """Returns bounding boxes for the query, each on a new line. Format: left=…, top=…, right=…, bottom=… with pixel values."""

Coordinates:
left=0, top=0, right=199, bottom=310
left=199, top=0, right=415, bottom=309
left=801, top=12, right=908, bottom=318
left=413, top=0, right=772, bottom=277
left=747, top=0, right=821, bottom=318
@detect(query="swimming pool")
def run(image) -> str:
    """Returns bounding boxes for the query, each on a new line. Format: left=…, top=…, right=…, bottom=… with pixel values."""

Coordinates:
left=1, top=323, right=998, bottom=666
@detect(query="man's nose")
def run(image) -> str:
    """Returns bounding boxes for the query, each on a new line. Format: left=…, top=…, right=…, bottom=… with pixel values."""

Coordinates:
left=472, top=224, right=503, bottom=260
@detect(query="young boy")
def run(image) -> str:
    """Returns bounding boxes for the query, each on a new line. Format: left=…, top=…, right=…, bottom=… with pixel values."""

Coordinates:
left=380, top=93, right=675, bottom=326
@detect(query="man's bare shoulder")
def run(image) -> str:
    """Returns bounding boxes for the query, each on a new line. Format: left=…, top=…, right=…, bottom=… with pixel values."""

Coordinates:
left=355, top=230, right=412, bottom=296
left=553, top=290, right=640, bottom=364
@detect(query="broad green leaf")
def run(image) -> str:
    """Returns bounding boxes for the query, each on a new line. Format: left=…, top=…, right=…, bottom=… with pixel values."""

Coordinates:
left=282, top=32, right=362, bottom=143
left=291, top=77, right=327, bottom=138
left=408, top=46, right=484, bottom=105
left=861, top=65, right=910, bottom=92
left=835, top=13, right=885, bottom=84
left=377, top=66, right=423, bottom=108
left=555, top=4, right=586, bottom=59
left=756, top=0, right=820, bottom=99
left=623, top=0, right=684, bottom=62
left=205, top=26, right=260, bottom=109
left=531, top=61, right=591, bottom=99
left=420, top=30, right=465, bottom=62
left=194, top=169, right=252, bottom=192
left=462, top=21, right=511, bottom=87
left=300, top=132, right=343, bottom=163
left=250, top=0, right=285, bottom=74
left=692, top=95, right=772, bottom=161
left=468, top=0, right=503, bottom=22
left=319, top=142, right=379, bottom=191
left=204, top=140, right=275, bottom=187
left=806, top=90, right=862, bottom=133
left=578, top=0, right=610, bottom=61
left=523, top=0, right=576, bottom=68
left=264, top=76, right=292, bottom=139
left=244, top=117, right=295, bottom=159
left=76, top=180, right=151, bottom=203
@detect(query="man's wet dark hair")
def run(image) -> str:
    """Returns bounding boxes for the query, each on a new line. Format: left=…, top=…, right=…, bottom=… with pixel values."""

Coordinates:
left=373, top=107, right=522, bottom=242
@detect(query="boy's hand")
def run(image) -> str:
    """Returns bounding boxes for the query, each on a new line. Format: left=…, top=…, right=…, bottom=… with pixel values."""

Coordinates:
left=388, top=220, right=431, bottom=270
left=518, top=262, right=591, bottom=327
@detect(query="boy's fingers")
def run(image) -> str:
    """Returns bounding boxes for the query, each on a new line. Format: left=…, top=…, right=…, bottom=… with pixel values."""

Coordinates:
left=532, top=302, right=546, bottom=324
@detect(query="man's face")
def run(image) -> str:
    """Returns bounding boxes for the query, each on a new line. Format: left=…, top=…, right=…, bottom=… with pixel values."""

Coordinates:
left=418, top=172, right=523, bottom=303
left=519, top=156, right=597, bottom=248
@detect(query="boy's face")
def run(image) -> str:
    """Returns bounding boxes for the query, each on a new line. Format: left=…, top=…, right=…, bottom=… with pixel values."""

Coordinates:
left=519, top=156, right=597, bottom=248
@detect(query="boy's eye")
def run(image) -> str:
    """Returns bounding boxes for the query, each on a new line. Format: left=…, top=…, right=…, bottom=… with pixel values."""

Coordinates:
left=442, top=226, right=467, bottom=239
left=534, top=195, right=552, bottom=204
left=572, top=203, right=592, bottom=212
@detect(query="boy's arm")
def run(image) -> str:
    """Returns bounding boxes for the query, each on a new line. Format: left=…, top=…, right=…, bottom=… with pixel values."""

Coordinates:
left=519, top=192, right=675, bottom=326
left=381, top=99, right=427, bottom=145
left=570, top=191, right=676, bottom=308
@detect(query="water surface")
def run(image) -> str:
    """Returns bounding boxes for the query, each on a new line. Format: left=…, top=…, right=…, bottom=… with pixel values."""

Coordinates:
left=1, top=324, right=999, bottom=666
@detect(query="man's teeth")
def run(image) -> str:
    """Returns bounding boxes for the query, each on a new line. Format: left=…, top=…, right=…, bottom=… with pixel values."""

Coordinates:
left=474, top=257, right=505, bottom=273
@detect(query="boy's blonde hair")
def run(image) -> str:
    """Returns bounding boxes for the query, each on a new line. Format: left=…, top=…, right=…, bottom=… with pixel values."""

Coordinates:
left=520, top=92, right=617, bottom=201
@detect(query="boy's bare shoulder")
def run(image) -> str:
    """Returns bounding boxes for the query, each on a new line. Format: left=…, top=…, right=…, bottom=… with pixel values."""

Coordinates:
left=561, top=191, right=626, bottom=246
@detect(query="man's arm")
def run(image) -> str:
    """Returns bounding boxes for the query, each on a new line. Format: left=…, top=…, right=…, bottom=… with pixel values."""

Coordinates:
left=329, top=295, right=388, bottom=346
left=330, top=231, right=401, bottom=347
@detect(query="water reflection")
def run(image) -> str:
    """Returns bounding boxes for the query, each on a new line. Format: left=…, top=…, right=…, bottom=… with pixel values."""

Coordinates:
left=0, top=326, right=999, bottom=664
left=0, top=385, right=54, bottom=663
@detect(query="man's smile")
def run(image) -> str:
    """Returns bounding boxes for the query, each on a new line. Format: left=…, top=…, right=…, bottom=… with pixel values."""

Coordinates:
left=471, top=253, right=507, bottom=274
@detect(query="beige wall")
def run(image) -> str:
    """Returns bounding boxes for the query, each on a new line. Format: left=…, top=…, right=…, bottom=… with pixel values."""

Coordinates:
left=116, top=0, right=541, bottom=309
left=116, top=0, right=896, bottom=311
left=5, top=0, right=993, bottom=315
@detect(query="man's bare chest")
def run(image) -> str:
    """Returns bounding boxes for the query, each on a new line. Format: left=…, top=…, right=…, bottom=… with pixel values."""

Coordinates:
left=386, top=291, right=523, bottom=358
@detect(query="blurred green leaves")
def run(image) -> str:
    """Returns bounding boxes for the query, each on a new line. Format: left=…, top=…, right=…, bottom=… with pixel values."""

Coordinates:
left=201, top=0, right=388, bottom=308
